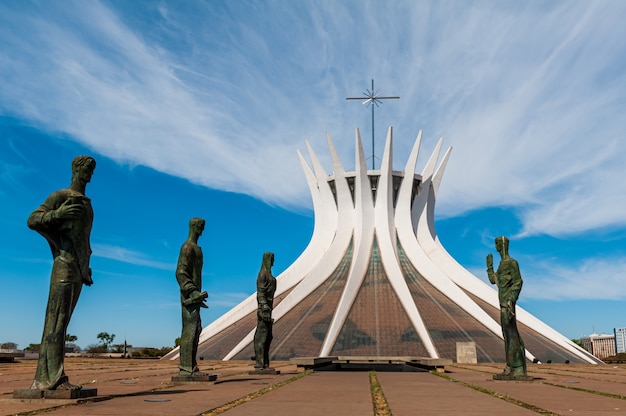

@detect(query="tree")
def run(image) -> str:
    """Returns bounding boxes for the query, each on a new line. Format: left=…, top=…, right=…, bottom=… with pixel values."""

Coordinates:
left=25, top=343, right=40, bottom=352
left=65, top=334, right=78, bottom=348
left=86, top=344, right=106, bottom=354
left=112, top=343, right=121, bottom=353
left=571, top=339, right=584, bottom=348
left=65, top=343, right=81, bottom=352
left=97, top=332, right=116, bottom=352
left=132, top=346, right=174, bottom=358
left=174, top=337, right=181, bottom=347
left=0, top=342, right=18, bottom=350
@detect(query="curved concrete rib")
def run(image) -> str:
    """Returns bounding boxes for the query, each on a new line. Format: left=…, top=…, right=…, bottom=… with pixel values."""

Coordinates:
left=395, top=140, right=504, bottom=353
left=223, top=141, right=356, bottom=360
left=415, top=146, right=598, bottom=363
left=376, top=127, right=439, bottom=357
left=424, top=224, right=600, bottom=363
left=414, top=148, right=536, bottom=362
left=431, top=146, right=452, bottom=197
left=320, top=130, right=375, bottom=356
left=166, top=146, right=333, bottom=360
left=411, top=138, right=442, bottom=234
left=179, top=127, right=602, bottom=366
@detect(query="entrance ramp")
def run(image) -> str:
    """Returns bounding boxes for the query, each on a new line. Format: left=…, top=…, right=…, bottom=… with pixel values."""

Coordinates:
left=290, top=356, right=451, bottom=372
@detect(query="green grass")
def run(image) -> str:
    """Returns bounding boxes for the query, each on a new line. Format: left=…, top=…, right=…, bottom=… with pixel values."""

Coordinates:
left=369, top=371, right=392, bottom=416
left=431, top=371, right=558, bottom=416
left=542, top=381, right=626, bottom=401
left=200, top=370, right=312, bottom=416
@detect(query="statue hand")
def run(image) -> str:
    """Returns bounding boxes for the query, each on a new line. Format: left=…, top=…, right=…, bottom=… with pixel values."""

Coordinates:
left=260, top=310, right=272, bottom=322
left=191, top=290, right=209, bottom=301
left=54, top=199, right=83, bottom=221
left=187, top=290, right=208, bottom=304
left=83, top=268, right=94, bottom=286
left=486, top=253, right=496, bottom=284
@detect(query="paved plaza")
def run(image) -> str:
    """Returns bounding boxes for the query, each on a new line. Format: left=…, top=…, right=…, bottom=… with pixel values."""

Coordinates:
left=1, top=358, right=625, bottom=415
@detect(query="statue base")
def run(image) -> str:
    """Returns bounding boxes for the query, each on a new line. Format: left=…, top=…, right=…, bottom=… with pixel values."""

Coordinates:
left=493, top=373, right=534, bottom=382
left=171, top=373, right=217, bottom=383
left=249, top=368, right=280, bottom=375
left=13, top=388, right=98, bottom=399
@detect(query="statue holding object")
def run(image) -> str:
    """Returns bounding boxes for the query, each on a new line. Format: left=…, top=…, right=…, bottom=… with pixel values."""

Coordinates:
left=252, top=252, right=278, bottom=374
left=175, top=218, right=212, bottom=380
left=24, top=156, right=97, bottom=396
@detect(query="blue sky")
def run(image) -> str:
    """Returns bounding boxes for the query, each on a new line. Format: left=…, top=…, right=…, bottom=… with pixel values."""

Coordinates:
left=1, top=1, right=625, bottom=350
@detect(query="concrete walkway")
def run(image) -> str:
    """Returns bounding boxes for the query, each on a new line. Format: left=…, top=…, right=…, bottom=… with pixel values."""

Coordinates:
left=1, top=359, right=625, bottom=415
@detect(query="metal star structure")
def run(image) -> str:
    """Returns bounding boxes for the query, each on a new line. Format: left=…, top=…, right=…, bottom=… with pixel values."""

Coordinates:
left=346, top=79, right=399, bottom=169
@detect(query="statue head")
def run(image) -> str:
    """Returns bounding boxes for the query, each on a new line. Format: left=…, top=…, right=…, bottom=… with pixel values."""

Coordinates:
left=261, top=252, right=274, bottom=270
left=189, top=217, right=206, bottom=237
left=71, top=156, right=96, bottom=183
left=495, top=235, right=509, bottom=255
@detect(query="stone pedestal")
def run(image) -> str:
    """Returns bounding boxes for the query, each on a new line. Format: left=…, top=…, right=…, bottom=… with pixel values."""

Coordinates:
left=171, top=373, right=217, bottom=383
left=493, top=373, right=534, bottom=382
left=13, top=388, right=98, bottom=399
left=456, top=342, right=478, bottom=364
left=249, top=368, right=280, bottom=375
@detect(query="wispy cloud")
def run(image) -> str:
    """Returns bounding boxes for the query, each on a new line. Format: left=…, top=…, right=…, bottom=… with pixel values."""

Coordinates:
left=206, top=292, right=249, bottom=309
left=92, top=243, right=174, bottom=270
left=468, top=255, right=626, bottom=301
left=0, top=1, right=625, bottom=237
left=423, top=3, right=626, bottom=237
left=521, top=256, right=626, bottom=301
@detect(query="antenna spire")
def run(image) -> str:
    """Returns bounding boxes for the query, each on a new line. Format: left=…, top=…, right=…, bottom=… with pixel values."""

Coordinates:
left=346, top=79, right=399, bottom=169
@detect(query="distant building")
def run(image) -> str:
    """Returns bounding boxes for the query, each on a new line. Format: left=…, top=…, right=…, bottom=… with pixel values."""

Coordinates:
left=581, top=334, right=616, bottom=360
left=614, top=327, right=626, bottom=354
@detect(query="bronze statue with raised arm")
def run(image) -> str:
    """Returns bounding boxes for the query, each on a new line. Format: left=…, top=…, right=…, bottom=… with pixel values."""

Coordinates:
left=487, top=236, right=531, bottom=380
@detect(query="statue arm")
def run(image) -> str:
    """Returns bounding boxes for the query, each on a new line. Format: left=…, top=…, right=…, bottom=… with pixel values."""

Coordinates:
left=508, top=259, right=523, bottom=302
left=27, top=192, right=63, bottom=231
left=27, top=191, right=83, bottom=232
left=486, top=253, right=496, bottom=284
left=256, top=273, right=269, bottom=308
left=256, top=272, right=272, bottom=321
left=176, top=244, right=201, bottom=298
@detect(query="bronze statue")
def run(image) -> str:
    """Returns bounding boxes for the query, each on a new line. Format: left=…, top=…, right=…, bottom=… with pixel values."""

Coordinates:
left=487, top=236, right=529, bottom=380
left=27, top=156, right=96, bottom=391
left=253, top=252, right=276, bottom=370
left=176, top=218, right=208, bottom=376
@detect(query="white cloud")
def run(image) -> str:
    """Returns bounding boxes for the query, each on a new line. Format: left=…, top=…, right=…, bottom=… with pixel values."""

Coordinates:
left=92, top=243, right=174, bottom=270
left=467, top=255, right=626, bottom=301
left=0, top=1, right=625, bottom=237
left=522, top=256, right=626, bottom=301
left=417, top=2, right=626, bottom=237
left=207, top=292, right=249, bottom=309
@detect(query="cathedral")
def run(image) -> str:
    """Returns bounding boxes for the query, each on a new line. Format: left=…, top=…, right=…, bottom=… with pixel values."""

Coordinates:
left=164, top=128, right=600, bottom=364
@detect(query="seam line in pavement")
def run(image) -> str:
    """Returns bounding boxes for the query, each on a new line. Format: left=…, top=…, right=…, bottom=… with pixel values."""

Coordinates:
left=199, top=370, right=312, bottom=416
left=431, top=371, right=560, bottom=416
left=12, top=401, right=77, bottom=416
left=541, top=381, right=626, bottom=401
left=369, top=371, right=391, bottom=416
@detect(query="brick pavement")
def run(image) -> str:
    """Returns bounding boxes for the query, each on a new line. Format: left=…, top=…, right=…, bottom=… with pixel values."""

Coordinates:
left=376, top=371, right=537, bottom=415
left=445, top=363, right=626, bottom=416
left=1, top=359, right=625, bottom=415
left=222, top=372, right=373, bottom=416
